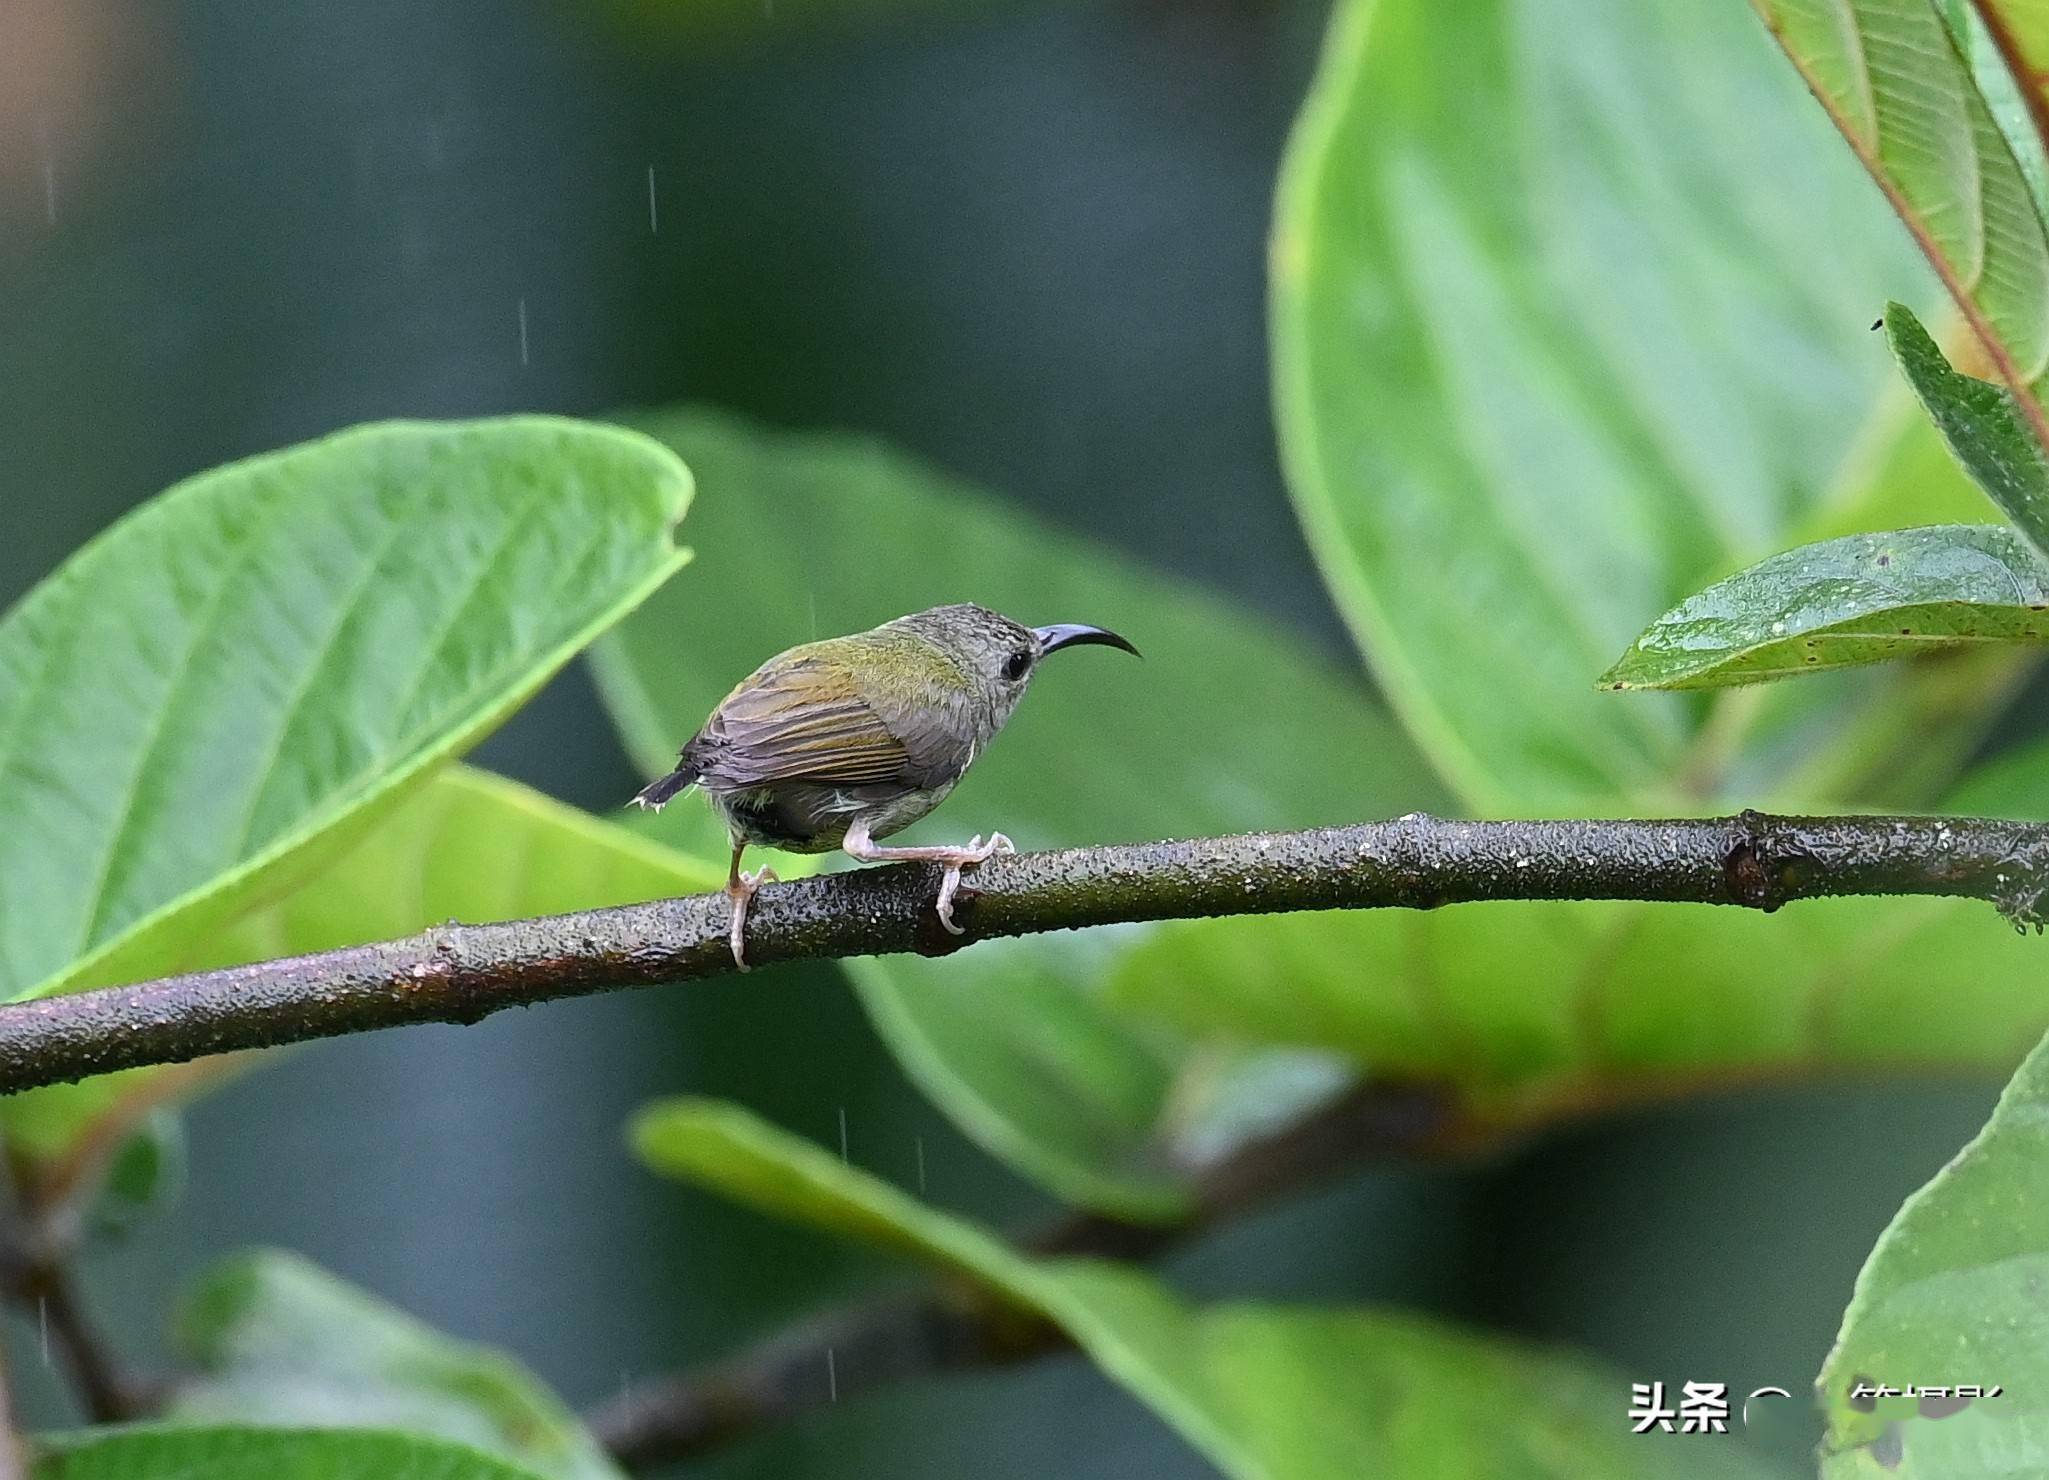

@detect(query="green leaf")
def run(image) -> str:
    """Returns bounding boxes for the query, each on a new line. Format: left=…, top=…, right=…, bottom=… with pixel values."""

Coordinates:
left=592, top=408, right=1446, bottom=1218
left=1108, top=897, right=2049, bottom=1121
left=1938, top=2, right=2049, bottom=233
left=33, top=1426, right=548, bottom=1480
left=1272, top=0, right=1949, bottom=810
left=1751, top=0, right=2049, bottom=409
left=169, top=1249, right=621, bottom=1480
left=1602, top=524, right=2049, bottom=690
left=0, top=418, right=692, bottom=1004
left=1887, top=301, right=2049, bottom=553
left=633, top=1098, right=1778, bottom=1480
left=1818, top=1023, right=2049, bottom=1476
left=1, top=766, right=724, bottom=1203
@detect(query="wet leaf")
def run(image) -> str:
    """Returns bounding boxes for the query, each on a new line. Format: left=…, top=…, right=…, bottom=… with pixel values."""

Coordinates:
left=1886, top=302, right=2049, bottom=554
left=1819, top=1022, right=2049, bottom=1477
left=1602, top=524, right=2049, bottom=690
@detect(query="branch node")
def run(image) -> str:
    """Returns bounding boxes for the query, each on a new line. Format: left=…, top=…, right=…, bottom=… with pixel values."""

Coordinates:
left=1723, top=808, right=1802, bottom=912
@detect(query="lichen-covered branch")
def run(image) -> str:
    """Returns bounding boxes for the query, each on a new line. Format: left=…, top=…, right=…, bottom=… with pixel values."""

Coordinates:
left=0, top=810, right=2043, bottom=1095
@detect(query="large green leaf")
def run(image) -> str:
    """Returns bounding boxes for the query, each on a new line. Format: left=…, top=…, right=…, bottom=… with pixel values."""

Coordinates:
left=0, top=418, right=692, bottom=1003
left=204, top=765, right=723, bottom=968
left=592, top=408, right=1446, bottom=1218
left=1272, top=0, right=1950, bottom=811
left=1108, top=896, right=2049, bottom=1120
left=1105, top=733, right=2049, bottom=1121
left=34, top=1427, right=549, bottom=1480
left=168, top=1250, right=620, bottom=1480
left=1887, top=301, right=2049, bottom=552
left=1818, top=1021, right=2049, bottom=1476
left=633, top=1098, right=1777, bottom=1480
left=1750, top=0, right=2049, bottom=415
left=2, top=766, right=724, bottom=1195
left=1602, top=524, right=2049, bottom=690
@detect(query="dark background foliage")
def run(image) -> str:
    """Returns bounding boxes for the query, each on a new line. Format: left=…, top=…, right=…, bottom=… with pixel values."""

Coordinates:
left=0, top=0, right=2006, bottom=1472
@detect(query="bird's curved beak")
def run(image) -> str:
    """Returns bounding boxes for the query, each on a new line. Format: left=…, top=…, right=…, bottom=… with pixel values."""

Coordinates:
left=1033, top=623, right=1141, bottom=658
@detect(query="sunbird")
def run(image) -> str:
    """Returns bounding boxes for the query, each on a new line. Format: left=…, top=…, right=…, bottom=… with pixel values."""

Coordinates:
left=632, top=603, right=1139, bottom=967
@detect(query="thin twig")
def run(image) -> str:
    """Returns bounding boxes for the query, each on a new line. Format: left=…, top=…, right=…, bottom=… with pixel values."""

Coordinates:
left=592, top=1287, right=1066, bottom=1470
left=0, top=1162, right=151, bottom=1425
left=0, top=811, right=2044, bottom=1095
left=15, top=1260, right=138, bottom=1425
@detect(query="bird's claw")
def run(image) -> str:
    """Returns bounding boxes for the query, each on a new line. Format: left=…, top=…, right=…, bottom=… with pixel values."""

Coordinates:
left=727, top=865, right=779, bottom=971
left=935, top=833, right=1016, bottom=935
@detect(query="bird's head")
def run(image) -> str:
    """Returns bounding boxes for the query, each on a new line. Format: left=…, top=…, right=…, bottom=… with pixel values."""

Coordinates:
left=887, top=603, right=1139, bottom=720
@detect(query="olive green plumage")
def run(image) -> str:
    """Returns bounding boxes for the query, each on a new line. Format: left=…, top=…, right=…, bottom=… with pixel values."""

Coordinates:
left=631, top=602, right=1138, bottom=967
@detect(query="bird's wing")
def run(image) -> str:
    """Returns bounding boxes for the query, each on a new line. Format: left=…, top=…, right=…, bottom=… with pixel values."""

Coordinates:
left=686, top=655, right=917, bottom=791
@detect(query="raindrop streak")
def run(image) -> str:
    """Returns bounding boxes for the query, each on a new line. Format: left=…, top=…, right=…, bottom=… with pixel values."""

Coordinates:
left=915, top=1136, right=927, bottom=1194
left=38, top=1298, right=47, bottom=1367
left=647, top=166, right=659, bottom=235
left=838, top=1105, right=849, bottom=1162
left=826, top=1348, right=838, bottom=1401
left=518, top=298, right=530, bottom=365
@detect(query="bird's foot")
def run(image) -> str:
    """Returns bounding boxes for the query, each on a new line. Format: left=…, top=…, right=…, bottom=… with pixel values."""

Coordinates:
left=726, top=865, right=779, bottom=971
left=935, top=833, right=1015, bottom=935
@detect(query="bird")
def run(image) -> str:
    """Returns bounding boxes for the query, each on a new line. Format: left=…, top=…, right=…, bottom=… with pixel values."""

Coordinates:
left=630, top=602, right=1139, bottom=969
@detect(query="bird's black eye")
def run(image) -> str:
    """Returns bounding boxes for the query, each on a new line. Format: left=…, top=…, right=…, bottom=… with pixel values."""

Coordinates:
left=1002, top=649, right=1032, bottom=681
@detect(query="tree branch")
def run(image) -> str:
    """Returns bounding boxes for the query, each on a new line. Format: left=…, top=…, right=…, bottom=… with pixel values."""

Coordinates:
left=0, top=810, right=2043, bottom=1094
left=592, top=1286, right=1066, bottom=1470
left=12, top=1258, right=144, bottom=1425
left=0, top=1161, right=152, bottom=1425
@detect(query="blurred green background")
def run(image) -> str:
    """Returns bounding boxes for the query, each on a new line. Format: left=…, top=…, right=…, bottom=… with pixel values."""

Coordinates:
left=0, top=0, right=2018, bottom=1473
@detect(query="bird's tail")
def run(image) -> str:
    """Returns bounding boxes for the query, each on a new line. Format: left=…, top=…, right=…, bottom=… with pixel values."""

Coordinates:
left=630, top=764, right=699, bottom=812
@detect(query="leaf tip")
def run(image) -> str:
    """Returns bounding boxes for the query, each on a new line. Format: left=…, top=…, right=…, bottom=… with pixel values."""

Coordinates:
left=1595, top=655, right=1646, bottom=692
